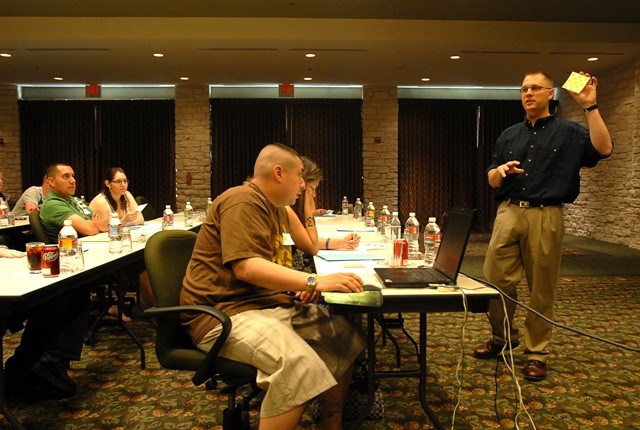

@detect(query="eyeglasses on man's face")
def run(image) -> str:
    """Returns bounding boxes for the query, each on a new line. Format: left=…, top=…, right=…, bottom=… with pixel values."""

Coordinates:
left=110, top=179, right=129, bottom=185
left=519, top=85, right=552, bottom=94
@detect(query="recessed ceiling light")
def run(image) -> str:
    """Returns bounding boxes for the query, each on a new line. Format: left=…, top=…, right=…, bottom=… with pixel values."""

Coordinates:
left=0, top=53, right=11, bottom=58
left=53, top=76, right=63, bottom=81
left=587, top=57, right=599, bottom=62
left=450, top=55, right=461, bottom=60
left=180, top=76, right=189, bottom=81
left=421, top=77, right=431, bottom=82
left=303, top=77, right=313, bottom=81
left=305, top=53, right=316, bottom=58
left=153, top=53, right=164, bottom=58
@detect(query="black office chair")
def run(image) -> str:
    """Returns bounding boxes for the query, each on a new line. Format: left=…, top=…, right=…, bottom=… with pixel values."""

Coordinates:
left=143, top=230, right=260, bottom=430
left=28, top=211, right=51, bottom=243
left=135, top=196, right=159, bottom=220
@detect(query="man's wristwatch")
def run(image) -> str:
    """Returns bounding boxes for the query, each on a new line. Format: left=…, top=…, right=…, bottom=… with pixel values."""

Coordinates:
left=306, top=274, right=318, bottom=293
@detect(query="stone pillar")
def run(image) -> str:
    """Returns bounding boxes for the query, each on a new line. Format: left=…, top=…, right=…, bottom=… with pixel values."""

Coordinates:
left=174, top=85, right=211, bottom=212
left=0, top=85, right=21, bottom=200
left=558, top=58, right=640, bottom=249
left=362, top=85, right=398, bottom=210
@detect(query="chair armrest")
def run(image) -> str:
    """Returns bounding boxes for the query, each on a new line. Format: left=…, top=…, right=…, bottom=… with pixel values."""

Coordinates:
left=142, top=304, right=234, bottom=386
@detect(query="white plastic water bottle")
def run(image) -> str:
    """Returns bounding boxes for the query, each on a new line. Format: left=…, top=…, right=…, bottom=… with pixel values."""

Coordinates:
left=423, top=217, right=441, bottom=267
left=353, top=198, right=363, bottom=219
left=0, top=199, right=8, bottom=227
left=58, top=219, right=79, bottom=273
left=341, top=196, right=349, bottom=215
left=184, top=201, right=193, bottom=227
left=389, top=211, right=402, bottom=240
left=162, top=205, right=174, bottom=230
left=109, top=213, right=123, bottom=254
left=378, top=205, right=391, bottom=236
left=404, top=212, right=420, bottom=260
left=365, top=202, right=376, bottom=227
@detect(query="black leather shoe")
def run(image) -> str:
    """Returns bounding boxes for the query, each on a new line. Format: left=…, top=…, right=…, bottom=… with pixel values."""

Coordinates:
left=473, top=339, right=520, bottom=360
left=4, top=366, right=70, bottom=403
left=523, top=360, right=547, bottom=381
left=31, top=360, right=77, bottom=397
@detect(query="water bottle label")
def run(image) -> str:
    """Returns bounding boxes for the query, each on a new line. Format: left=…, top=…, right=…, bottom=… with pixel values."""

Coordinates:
left=59, top=237, right=77, bottom=250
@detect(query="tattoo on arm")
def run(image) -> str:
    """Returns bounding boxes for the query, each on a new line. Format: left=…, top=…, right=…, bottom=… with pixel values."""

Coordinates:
left=305, top=216, right=316, bottom=227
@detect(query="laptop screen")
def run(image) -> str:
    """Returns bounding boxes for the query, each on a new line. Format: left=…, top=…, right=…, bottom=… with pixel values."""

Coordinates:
left=432, top=207, right=474, bottom=283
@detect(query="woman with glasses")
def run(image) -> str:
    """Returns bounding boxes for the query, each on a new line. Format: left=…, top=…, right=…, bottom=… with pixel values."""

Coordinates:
left=89, top=167, right=143, bottom=227
left=89, top=167, right=149, bottom=319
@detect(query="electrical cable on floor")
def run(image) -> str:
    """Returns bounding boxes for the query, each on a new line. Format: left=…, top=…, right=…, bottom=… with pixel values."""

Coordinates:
left=449, top=286, right=468, bottom=429
left=460, top=269, right=640, bottom=428
left=458, top=279, right=537, bottom=429
left=461, top=271, right=640, bottom=353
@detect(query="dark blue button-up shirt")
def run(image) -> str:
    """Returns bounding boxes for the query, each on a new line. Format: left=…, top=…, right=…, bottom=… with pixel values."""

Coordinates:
left=487, top=114, right=610, bottom=204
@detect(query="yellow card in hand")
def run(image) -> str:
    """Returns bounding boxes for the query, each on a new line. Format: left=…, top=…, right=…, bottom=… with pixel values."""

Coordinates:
left=562, top=72, right=590, bottom=93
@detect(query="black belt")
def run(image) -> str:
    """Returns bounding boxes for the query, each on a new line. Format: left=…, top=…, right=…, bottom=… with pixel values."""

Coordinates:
left=506, top=199, right=563, bottom=208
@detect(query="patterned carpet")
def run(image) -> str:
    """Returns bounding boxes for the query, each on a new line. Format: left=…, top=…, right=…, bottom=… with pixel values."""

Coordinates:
left=3, top=272, right=640, bottom=430
left=3, top=235, right=640, bottom=429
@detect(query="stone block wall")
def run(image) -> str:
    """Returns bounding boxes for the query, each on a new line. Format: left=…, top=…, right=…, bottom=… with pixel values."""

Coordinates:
left=0, top=85, right=21, bottom=203
left=558, top=59, right=640, bottom=249
left=362, top=85, right=399, bottom=211
left=174, top=85, right=212, bottom=213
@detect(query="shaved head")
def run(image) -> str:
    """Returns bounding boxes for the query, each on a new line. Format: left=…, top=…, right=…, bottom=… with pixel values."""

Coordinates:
left=253, top=143, right=301, bottom=178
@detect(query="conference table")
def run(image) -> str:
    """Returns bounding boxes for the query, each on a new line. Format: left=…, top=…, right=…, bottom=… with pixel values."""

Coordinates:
left=0, top=218, right=30, bottom=236
left=314, top=214, right=499, bottom=430
left=0, top=214, right=200, bottom=430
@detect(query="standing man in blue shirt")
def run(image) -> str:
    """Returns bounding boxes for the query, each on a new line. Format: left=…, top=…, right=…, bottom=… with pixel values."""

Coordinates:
left=474, top=71, right=613, bottom=381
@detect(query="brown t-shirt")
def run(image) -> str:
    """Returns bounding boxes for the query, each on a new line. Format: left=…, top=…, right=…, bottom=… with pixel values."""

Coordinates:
left=180, top=182, right=295, bottom=345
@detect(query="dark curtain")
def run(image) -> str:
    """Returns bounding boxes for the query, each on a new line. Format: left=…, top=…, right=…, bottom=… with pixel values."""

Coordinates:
left=97, top=100, right=175, bottom=211
left=210, top=98, right=363, bottom=211
left=19, top=100, right=175, bottom=213
left=289, top=99, right=363, bottom=212
left=19, top=101, right=97, bottom=198
left=398, top=99, right=523, bottom=232
left=210, top=99, right=287, bottom=197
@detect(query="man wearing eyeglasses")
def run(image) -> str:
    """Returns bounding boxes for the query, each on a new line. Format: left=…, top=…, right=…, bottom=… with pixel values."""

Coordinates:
left=474, top=71, right=613, bottom=381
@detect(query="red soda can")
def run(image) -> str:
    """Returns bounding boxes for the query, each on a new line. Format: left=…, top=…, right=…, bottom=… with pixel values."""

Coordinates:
left=41, top=244, right=60, bottom=277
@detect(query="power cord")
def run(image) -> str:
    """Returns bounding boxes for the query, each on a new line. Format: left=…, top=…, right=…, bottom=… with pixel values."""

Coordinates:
left=454, top=284, right=536, bottom=430
left=460, top=269, right=640, bottom=429
left=450, top=286, right=468, bottom=428
left=460, top=271, right=640, bottom=353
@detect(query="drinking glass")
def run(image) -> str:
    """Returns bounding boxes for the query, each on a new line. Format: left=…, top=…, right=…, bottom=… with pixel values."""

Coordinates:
left=26, top=241, right=45, bottom=274
left=391, top=239, right=405, bottom=268
left=121, top=227, right=133, bottom=252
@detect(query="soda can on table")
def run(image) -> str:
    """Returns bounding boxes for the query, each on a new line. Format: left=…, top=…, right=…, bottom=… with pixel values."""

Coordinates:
left=41, top=244, right=60, bottom=277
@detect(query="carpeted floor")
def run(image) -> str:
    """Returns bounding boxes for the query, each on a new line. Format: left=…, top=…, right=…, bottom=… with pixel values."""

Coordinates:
left=3, top=235, right=640, bottom=429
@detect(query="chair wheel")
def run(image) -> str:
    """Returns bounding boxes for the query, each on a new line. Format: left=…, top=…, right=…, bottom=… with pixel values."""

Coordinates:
left=205, top=379, right=218, bottom=390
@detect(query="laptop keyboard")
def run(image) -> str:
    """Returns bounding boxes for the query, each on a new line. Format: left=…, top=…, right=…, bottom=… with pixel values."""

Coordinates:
left=419, top=268, right=451, bottom=283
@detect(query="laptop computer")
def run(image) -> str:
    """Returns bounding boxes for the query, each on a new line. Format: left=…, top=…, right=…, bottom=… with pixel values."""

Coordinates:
left=374, top=207, right=475, bottom=288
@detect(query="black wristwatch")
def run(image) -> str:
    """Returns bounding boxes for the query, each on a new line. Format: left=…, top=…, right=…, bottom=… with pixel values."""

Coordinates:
left=306, top=274, right=318, bottom=293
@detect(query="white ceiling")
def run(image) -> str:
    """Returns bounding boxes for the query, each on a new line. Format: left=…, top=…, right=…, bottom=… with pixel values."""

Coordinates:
left=1, top=0, right=639, bottom=88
